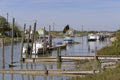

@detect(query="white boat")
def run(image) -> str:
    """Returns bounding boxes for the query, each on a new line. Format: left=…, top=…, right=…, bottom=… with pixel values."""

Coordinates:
left=23, top=34, right=52, bottom=55
left=23, top=42, right=45, bottom=55
left=87, top=34, right=97, bottom=41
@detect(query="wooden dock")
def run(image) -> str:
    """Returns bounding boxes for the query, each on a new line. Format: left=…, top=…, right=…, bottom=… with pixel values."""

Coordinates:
left=23, top=55, right=120, bottom=63
left=0, top=69, right=99, bottom=76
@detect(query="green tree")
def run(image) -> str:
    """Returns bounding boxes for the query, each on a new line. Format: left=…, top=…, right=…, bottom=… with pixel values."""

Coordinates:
left=0, top=16, right=21, bottom=37
left=13, top=24, right=22, bottom=37
left=0, top=16, right=11, bottom=37
left=0, top=16, right=10, bottom=32
left=63, top=24, right=69, bottom=33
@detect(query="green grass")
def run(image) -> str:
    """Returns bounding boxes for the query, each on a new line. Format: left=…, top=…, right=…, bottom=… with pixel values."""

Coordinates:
left=70, top=62, right=120, bottom=80
left=97, top=45, right=120, bottom=55
left=74, top=60, right=101, bottom=70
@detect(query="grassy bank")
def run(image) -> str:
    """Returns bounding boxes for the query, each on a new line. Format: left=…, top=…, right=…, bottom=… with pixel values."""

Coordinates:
left=70, top=61, right=120, bottom=80
left=70, top=31, right=120, bottom=80
left=97, top=45, right=120, bottom=55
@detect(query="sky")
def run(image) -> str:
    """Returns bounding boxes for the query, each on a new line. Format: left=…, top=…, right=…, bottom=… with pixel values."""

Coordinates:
left=0, top=0, right=120, bottom=31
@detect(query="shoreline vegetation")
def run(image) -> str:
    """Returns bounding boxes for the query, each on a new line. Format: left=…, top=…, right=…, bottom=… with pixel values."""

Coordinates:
left=97, top=30, right=120, bottom=55
left=0, top=37, right=22, bottom=45
left=70, top=30, right=120, bottom=80
left=70, top=62, right=120, bottom=80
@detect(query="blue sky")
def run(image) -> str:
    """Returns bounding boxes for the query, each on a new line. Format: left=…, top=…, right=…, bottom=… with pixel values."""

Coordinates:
left=0, top=0, right=120, bottom=31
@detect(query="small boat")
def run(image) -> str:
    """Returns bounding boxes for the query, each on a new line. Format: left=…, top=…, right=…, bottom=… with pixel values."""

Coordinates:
left=23, top=34, right=52, bottom=55
left=87, top=34, right=97, bottom=41
left=63, top=37, right=73, bottom=44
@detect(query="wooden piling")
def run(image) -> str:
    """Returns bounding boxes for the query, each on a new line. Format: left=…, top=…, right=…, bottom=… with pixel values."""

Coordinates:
left=44, top=65, right=48, bottom=75
left=94, top=46, right=98, bottom=61
left=93, top=46, right=98, bottom=73
left=10, top=18, right=15, bottom=67
left=31, top=21, right=36, bottom=57
left=1, top=38, right=5, bottom=69
left=26, top=26, right=31, bottom=58
left=2, top=73, right=4, bottom=80
left=33, top=21, right=36, bottom=57
left=43, top=27, right=47, bottom=55
left=57, top=48, right=61, bottom=62
left=49, top=25, right=52, bottom=47
left=20, top=24, right=26, bottom=61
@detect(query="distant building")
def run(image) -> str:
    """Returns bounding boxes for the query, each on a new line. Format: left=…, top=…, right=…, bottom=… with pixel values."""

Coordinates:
left=37, top=28, right=48, bottom=35
left=0, top=27, right=12, bottom=37
left=65, top=28, right=76, bottom=37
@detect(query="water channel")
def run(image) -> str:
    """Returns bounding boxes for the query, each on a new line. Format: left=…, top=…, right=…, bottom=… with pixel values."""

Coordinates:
left=0, top=36, right=110, bottom=80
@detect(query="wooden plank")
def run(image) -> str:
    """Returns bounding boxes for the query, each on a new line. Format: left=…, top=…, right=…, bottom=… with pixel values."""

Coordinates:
left=23, top=56, right=120, bottom=63
left=0, top=69, right=99, bottom=75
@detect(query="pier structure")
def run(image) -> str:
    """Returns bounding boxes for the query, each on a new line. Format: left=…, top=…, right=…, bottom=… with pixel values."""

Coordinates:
left=0, top=20, right=119, bottom=76
left=22, top=55, right=120, bottom=63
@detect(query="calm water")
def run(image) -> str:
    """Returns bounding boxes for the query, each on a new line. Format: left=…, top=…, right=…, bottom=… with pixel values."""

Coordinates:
left=0, top=36, right=110, bottom=80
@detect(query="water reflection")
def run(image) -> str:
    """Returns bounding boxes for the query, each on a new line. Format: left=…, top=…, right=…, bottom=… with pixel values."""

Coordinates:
left=0, top=36, right=110, bottom=80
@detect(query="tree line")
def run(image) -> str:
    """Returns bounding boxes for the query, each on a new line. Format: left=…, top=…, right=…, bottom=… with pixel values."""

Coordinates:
left=0, top=16, right=21, bottom=37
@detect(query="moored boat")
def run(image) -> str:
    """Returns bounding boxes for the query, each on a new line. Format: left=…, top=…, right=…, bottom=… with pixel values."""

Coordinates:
left=63, top=37, right=73, bottom=44
left=87, top=33, right=97, bottom=41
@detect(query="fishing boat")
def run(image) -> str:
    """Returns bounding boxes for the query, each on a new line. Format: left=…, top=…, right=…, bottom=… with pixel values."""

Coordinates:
left=87, top=33, right=97, bottom=41
left=23, top=34, right=52, bottom=55
left=23, top=28, right=67, bottom=55
left=23, top=42, right=67, bottom=56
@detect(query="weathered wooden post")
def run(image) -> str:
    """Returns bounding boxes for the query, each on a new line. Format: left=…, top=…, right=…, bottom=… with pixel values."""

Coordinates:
left=33, top=21, right=36, bottom=57
left=2, top=73, right=4, bottom=80
left=31, top=21, right=36, bottom=57
left=43, top=27, right=47, bottom=55
left=87, top=42, right=90, bottom=53
left=20, top=24, right=26, bottom=80
left=49, top=25, right=52, bottom=47
left=57, top=47, right=61, bottom=62
left=17, top=32, right=18, bottom=43
left=20, top=24, right=26, bottom=61
left=94, top=46, right=98, bottom=61
left=44, top=65, right=48, bottom=75
left=26, top=26, right=31, bottom=58
left=93, top=46, right=98, bottom=74
left=9, top=18, right=15, bottom=67
left=9, top=18, right=15, bottom=80
left=1, top=38, right=5, bottom=69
